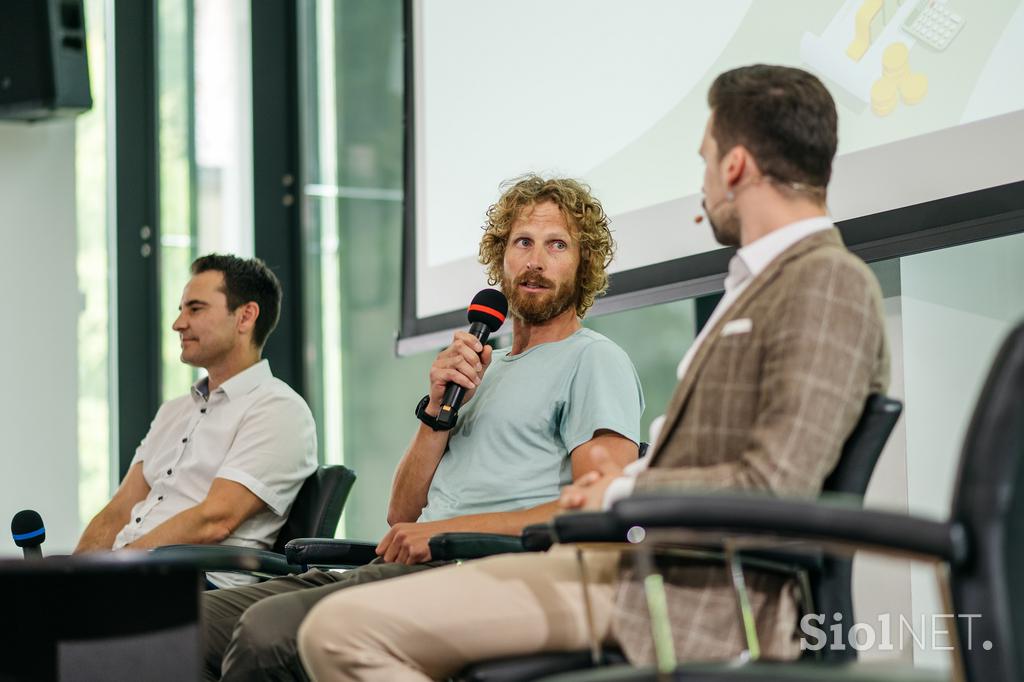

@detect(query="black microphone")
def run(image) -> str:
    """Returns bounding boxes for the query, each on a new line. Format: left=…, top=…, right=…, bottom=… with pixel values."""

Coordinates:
left=437, top=288, right=508, bottom=427
left=11, top=509, right=45, bottom=559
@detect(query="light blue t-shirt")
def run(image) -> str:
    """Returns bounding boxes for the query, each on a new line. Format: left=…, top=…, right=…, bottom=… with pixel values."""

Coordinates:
left=418, top=327, right=644, bottom=522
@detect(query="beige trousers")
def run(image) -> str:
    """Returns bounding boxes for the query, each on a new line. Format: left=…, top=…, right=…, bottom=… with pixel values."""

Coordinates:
left=297, top=547, right=620, bottom=682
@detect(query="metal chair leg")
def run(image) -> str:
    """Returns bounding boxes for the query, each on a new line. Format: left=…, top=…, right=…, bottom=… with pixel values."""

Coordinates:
left=575, top=547, right=603, bottom=666
left=633, top=541, right=678, bottom=675
left=724, top=539, right=761, bottom=662
left=794, top=567, right=822, bottom=660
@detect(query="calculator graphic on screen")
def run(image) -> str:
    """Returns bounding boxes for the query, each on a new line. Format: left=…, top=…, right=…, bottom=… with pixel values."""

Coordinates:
left=902, top=0, right=965, bottom=51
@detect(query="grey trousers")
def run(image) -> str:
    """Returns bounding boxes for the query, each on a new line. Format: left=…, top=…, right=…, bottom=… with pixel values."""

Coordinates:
left=203, top=559, right=451, bottom=682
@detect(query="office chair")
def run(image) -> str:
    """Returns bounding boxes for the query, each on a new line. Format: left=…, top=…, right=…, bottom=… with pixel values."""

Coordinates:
left=537, top=321, right=1024, bottom=682
left=456, top=393, right=902, bottom=682
left=152, top=463, right=356, bottom=577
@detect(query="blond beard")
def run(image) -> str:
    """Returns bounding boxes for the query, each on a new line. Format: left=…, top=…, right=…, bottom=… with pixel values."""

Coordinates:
left=503, top=274, right=578, bottom=324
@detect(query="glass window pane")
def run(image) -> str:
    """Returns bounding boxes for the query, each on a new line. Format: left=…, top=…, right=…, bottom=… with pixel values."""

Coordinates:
left=584, top=299, right=696, bottom=443
left=300, top=0, right=412, bottom=539
left=158, top=0, right=197, bottom=400
left=900, top=230, right=1024, bottom=516
left=158, top=0, right=255, bottom=401
left=852, top=232, right=1024, bottom=667
left=194, top=0, right=253, bottom=257
left=76, top=0, right=113, bottom=526
left=300, top=0, right=342, bottom=473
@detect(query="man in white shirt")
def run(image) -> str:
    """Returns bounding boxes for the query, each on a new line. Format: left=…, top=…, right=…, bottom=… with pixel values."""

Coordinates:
left=296, top=64, right=890, bottom=680
left=74, top=254, right=317, bottom=587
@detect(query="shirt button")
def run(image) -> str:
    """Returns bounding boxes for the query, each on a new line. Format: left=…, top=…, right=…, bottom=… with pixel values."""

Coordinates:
left=167, top=468, right=173, bottom=475
left=135, top=517, right=141, bottom=523
left=182, top=437, right=188, bottom=443
left=157, top=495, right=164, bottom=501
left=200, top=408, right=207, bottom=414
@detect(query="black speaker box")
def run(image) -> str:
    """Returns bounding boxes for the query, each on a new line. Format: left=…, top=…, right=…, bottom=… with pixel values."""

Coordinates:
left=0, top=0, right=93, bottom=121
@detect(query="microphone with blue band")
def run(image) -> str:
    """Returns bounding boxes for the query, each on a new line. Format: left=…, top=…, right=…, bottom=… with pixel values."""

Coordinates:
left=11, top=509, right=45, bottom=559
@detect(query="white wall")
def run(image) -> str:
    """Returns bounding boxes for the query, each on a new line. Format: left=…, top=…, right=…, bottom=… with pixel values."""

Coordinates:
left=0, top=120, right=81, bottom=556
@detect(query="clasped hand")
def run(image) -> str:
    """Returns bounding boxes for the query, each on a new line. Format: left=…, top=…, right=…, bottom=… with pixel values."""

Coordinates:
left=375, top=520, right=446, bottom=565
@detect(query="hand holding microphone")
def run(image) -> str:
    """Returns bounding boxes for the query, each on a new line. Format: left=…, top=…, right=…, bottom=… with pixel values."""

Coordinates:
left=428, top=331, right=493, bottom=413
left=419, top=289, right=507, bottom=431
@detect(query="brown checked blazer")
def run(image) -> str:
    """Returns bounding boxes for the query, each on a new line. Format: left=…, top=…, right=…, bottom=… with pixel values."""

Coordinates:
left=610, top=228, right=890, bottom=664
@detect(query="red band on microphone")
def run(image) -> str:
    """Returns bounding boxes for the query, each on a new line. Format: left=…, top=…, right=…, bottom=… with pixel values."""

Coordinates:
left=468, top=303, right=506, bottom=322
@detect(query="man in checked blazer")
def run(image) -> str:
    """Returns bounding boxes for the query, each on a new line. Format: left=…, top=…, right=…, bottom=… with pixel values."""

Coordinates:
left=296, top=64, right=890, bottom=681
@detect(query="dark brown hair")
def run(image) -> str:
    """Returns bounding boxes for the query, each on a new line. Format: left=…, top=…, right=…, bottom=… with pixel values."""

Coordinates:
left=191, top=254, right=282, bottom=349
left=708, top=65, right=838, bottom=197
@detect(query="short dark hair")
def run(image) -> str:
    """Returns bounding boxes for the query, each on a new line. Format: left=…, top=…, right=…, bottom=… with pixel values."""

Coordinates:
left=708, top=64, right=838, bottom=196
left=190, top=254, right=282, bottom=349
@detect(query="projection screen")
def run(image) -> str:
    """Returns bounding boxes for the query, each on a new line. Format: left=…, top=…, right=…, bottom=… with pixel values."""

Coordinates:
left=401, top=0, right=1024, bottom=354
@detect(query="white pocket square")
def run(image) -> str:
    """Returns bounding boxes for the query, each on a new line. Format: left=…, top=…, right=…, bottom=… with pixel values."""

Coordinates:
left=721, top=318, right=753, bottom=337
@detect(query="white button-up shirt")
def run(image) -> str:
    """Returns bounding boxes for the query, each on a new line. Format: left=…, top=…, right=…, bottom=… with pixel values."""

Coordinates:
left=603, top=216, right=836, bottom=507
left=113, top=360, right=317, bottom=584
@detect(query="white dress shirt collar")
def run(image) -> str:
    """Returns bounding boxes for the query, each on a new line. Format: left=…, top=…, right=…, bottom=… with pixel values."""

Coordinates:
left=190, top=359, right=272, bottom=403
left=733, top=215, right=835, bottom=282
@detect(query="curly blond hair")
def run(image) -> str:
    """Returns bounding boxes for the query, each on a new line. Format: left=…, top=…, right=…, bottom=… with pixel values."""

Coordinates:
left=479, top=174, right=615, bottom=318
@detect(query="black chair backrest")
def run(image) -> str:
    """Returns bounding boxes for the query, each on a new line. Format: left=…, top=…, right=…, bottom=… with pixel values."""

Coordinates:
left=823, top=395, right=903, bottom=496
left=272, top=464, right=357, bottom=554
left=805, top=393, right=902, bottom=663
left=949, top=321, right=1024, bottom=682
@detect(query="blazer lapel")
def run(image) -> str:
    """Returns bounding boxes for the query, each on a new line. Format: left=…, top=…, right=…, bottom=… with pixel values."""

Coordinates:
left=649, top=229, right=842, bottom=464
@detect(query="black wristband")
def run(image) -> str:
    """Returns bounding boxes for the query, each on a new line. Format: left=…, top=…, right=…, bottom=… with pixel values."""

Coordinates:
left=415, top=395, right=458, bottom=431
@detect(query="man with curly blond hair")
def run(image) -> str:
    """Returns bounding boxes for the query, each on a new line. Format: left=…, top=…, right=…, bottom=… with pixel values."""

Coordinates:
left=201, top=174, right=645, bottom=682
left=479, top=173, right=615, bottom=322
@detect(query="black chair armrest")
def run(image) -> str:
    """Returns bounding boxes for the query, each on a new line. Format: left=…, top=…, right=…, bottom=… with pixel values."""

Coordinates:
left=428, top=532, right=525, bottom=561
left=284, top=538, right=379, bottom=567
left=549, top=511, right=824, bottom=572
left=150, top=544, right=299, bottom=576
left=551, top=510, right=629, bottom=544
left=522, top=523, right=554, bottom=551
left=606, top=493, right=968, bottom=564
